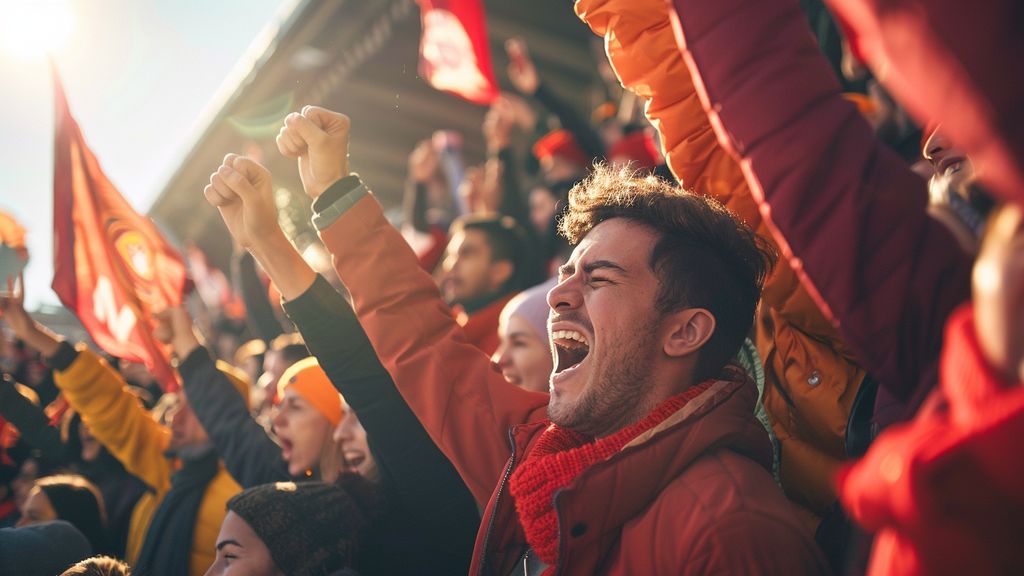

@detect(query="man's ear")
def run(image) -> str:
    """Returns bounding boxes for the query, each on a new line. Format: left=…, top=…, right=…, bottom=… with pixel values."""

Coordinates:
left=489, top=260, right=514, bottom=291
left=662, top=308, right=715, bottom=358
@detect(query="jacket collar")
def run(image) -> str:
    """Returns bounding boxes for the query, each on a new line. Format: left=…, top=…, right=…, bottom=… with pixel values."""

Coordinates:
left=498, top=368, right=773, bottom=574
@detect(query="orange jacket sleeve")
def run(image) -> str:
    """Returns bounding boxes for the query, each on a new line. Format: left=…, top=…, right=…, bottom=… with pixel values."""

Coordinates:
left=317, top=190, right=549, bottom=505
left=576, top=0, right=867, bottom=515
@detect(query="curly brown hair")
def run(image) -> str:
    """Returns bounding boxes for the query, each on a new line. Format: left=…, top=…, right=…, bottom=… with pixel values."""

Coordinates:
left=60, top=556, right=131, bottom=576
left=559, top=164, right=776, bottom=381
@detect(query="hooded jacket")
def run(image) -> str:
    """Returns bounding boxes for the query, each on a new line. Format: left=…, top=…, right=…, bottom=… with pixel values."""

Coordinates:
left=50, top=344, right=241, bottom=576
left=574, top=0, right=869, bottom=525
left=311, top=182, right=828, bottom=575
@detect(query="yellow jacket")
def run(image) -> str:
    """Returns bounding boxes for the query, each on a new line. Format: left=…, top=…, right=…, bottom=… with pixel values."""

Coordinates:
left=575, top=0, right=867, bottom=528
left=55, top=346, right=240, bottom=575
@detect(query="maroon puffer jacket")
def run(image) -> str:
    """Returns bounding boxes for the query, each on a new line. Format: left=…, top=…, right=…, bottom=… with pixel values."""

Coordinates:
left=666, top=0, right=973, bottom=424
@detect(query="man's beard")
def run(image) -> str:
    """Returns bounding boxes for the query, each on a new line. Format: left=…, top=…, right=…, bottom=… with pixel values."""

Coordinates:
left=548, top=323, right=659, bottom=438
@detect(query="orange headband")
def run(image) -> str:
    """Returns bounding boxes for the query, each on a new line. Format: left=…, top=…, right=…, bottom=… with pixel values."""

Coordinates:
left=276, top=357, right=344, bottom=426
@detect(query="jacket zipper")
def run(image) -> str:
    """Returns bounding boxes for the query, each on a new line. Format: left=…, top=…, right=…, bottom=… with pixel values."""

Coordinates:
left=478, top=426, right=518, bottom=575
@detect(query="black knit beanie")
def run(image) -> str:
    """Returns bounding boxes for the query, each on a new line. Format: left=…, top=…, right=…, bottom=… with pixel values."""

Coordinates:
left=226, top=476, right=379, bottom=576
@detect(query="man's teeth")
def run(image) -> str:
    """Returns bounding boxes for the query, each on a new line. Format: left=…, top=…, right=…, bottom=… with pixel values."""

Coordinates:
left=552, top=330, right=589, bottom=347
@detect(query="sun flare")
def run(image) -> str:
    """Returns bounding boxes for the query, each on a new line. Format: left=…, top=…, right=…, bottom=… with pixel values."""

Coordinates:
left=0, top=0, right=74, bottom=60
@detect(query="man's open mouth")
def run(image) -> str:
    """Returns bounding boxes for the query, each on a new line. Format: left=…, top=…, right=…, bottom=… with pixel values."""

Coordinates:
left=552, top=329, right=590, bottom=374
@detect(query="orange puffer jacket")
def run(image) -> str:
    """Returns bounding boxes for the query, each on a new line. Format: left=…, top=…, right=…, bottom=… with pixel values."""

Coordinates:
left=316, top=190, right=828, bottom=575
left=574, top=0, right=866, bottom=525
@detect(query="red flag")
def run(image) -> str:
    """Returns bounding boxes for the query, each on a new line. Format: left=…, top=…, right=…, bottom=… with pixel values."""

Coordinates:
left=417, top=0, right=499, bottom=105
left=51, top=69, right=186, bottom=390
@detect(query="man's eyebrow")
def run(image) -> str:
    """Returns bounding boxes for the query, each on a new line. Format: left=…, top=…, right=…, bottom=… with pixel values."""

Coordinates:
left=582, top=260, right=628, bottom=274
left=217, top=539, right=242, bottom=551
left=559, top=260, right=629, bottom=276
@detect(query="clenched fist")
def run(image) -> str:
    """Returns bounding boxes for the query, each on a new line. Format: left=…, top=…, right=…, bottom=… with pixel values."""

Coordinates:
left=203, top=154, right=282, bottom=251
left=276, top=106, right=351, bottom=199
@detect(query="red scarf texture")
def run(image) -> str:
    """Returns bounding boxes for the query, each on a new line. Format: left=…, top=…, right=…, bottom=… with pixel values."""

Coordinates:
left=508, top=380, right=714, bottom=569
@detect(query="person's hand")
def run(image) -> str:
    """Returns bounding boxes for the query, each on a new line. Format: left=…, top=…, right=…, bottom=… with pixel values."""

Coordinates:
left=276, top=106, right=351, bottom=199
left=504, top=93, right=537, bottom=131
left=458, top=166, right=484, bottom=214
left=483, top=96, right=516, bottom=153
left=972, top=203, right=1024, bottom=383
left=0, top=275, right=59, bottom=358
left=0, top=275, right=31, bottom=337
left=153, top=307, right=201, bottom=360
left=506, top=38, right=539, bottom=96
left=204, top=154, right=283, bottom=250
left=408, top=140, right=440, bottom=183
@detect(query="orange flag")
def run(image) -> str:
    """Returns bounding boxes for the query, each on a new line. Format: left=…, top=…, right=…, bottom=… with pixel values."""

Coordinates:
left=51, top=68, right=186, bottom=390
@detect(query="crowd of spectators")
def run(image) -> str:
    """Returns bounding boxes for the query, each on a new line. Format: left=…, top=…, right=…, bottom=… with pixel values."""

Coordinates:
left=0, top=0, right=1021, bottom=574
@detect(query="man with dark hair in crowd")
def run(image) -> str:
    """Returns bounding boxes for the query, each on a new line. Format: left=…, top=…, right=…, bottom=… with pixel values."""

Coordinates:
left=441, top=213, right=540, bottom=355
left=205, top=106, right=828, bottom=575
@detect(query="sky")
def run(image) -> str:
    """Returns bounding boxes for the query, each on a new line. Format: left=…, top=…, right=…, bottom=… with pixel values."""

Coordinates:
left=0, top=0, right=287, bottom=309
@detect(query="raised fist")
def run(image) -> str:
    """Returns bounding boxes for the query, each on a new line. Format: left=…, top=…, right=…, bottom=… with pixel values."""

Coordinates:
left=204, top=154, right=281, bottom=250
left=276, top=106, right=351, bottom=199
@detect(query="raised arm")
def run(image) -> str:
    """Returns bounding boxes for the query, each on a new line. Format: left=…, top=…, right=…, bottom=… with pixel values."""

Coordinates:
left=154, top=307, right=289, bottom=487
left=1, top=280, right=171, bottom=491
left=281, top=275, right=482, bottom=550
left=203, top=109, right=550, bottom=503
left=0, top=374, right=65, bottom=462
left=666, top=0, right=972, bottom=406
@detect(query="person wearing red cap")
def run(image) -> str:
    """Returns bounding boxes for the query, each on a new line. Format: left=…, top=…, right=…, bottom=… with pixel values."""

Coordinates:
left=531, top=129, right=592, bottom=183
left=606, top=128, right=663, bottom=171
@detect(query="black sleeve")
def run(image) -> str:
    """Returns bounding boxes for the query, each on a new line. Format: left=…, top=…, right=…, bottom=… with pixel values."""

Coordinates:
left=534, top=82, right=605, bottom=161
left=402, top=180, right=432, bottom=234
left=495, top=147, right=531, bottom=228
left=0, top=375, right=65, bottom=462
left=177, top=347, right=290, bottom=486
left=282, top=275, right=481, bottom=525
left=231, top=250, right=286, bottom=342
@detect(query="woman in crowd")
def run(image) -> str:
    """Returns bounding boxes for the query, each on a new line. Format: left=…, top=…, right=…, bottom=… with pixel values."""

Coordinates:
left=18, top=474, right=111, bottom=556
left=207, top=477, right=381, bottom=576
left=156, top=306, right=477, bottom=575
left=494, top=278, right=557, bottom=393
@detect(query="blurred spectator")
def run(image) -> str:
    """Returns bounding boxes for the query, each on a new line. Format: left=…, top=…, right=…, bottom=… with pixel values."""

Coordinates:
left=0, top=520, right=92, bottom=576
left=233, top=338, right=267, bottom=391
left=441, top=214, right=542, bottom=355
left=494, top=278, right=557, bottom=392
left=0, top=284, right=244, bottom=576
left=18, top=474, right=111, bottom=556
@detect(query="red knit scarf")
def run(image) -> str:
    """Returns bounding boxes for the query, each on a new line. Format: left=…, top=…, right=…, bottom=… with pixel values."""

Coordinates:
left=508, top=381, right=715, bottom=569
